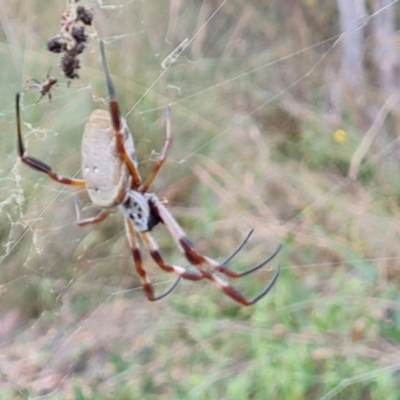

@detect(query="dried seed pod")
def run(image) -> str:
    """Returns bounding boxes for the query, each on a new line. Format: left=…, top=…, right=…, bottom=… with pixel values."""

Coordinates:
left=71, top=26, right=88, bottom=44
left=46, top=1, right=94, bottom=79
left=47, top=36, right=66, bottom=53
left=61, top=53, right=80, bottom=79
left=76, top=6, right=93, bottom=25
left=73, top=42, right=86, bottom=55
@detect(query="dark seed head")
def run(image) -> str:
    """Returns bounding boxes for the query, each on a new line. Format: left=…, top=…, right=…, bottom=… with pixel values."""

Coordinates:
left=76, top=6, right=93, bottom=25
left=73, top=42, right=86, bottom=55
left=47, top=37, right=65, bottom=53
left=61, top=54, right=80, bottom=79
left=71, top=26, right=88, bottom=44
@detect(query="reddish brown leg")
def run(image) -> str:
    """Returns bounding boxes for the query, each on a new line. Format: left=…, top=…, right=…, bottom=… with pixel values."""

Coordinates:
left=125, top=218, right=180, bottom=301
left=140, top=232, right=204, bottom=281
left=140, top=106, right=172, bottom=193
left=99, top=40, right=142, bottom=189
left=140, top=231, right=280, bottom=306
left=16, top=93, right=85, bottom=187
left=200, top=266, right=281, bottom=306
left=74, top=195, right=111, bottom=226
left=150, top=196, right=281, bottom=277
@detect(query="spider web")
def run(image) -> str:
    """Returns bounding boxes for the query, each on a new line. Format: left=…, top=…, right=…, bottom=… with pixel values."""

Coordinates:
left=1, top=0, right=400, bottom=398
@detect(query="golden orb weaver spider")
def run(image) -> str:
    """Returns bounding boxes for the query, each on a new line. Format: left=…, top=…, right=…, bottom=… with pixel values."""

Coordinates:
left=16, top=40, right=281, bottom=305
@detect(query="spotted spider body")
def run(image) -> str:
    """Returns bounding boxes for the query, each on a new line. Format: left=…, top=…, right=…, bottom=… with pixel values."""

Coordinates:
left=121, top=192, right=161, bottom=233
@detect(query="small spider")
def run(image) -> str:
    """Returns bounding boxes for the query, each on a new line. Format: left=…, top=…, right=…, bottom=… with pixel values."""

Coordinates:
left=15, top=40, right=281, bottom=305
left=24, top=70, right=58, bottom=103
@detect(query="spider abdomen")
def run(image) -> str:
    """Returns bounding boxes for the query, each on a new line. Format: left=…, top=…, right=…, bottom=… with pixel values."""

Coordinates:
left=82, top=109, right=136, bottom=208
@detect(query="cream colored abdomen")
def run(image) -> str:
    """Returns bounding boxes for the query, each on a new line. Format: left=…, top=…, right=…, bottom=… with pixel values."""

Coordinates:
left=82, top=109, right=136, bottom=208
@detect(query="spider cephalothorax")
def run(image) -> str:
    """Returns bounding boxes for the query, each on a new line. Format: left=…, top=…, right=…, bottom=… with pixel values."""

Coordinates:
left=16, top=40, right=281, bottom=305
left=121, top=192, right=162, bottom=233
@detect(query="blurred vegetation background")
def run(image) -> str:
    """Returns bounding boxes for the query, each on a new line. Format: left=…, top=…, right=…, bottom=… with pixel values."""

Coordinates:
left=1, top=0, right=400, bottom=398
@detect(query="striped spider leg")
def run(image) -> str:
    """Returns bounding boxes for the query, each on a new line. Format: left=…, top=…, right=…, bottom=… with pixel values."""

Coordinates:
left=132, top=194, right=281, bottom=306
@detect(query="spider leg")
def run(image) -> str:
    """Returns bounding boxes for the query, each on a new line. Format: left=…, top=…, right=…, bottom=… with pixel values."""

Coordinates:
left=140, top=231, right=205, bottom=281
left=146, top=197, right=280, bottom=305
left=198, top=228, right=282, bottom=277
left=24, top=79, right=41, bottom=90
left=35, top=93, right=46, bottom=105
left=215, top=241, right=282, bottom=278
left=16, top=93, right=85, bottom=187
left=46, top=67, right=52, bottom=80
left=125, top=218, right=180, bottom=301
left=151, top=196, right=281, bottom=274
left=99, top=40, right=142, bottom=189
left=201, top=263, right=281, bottom=305
left=74, top=195, right=111, bottom=226
left=219, top=229, right=255, bottom=265
left=140, top=106, right=172, bottom=193
left=140, top=230, right=280, bottom=306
